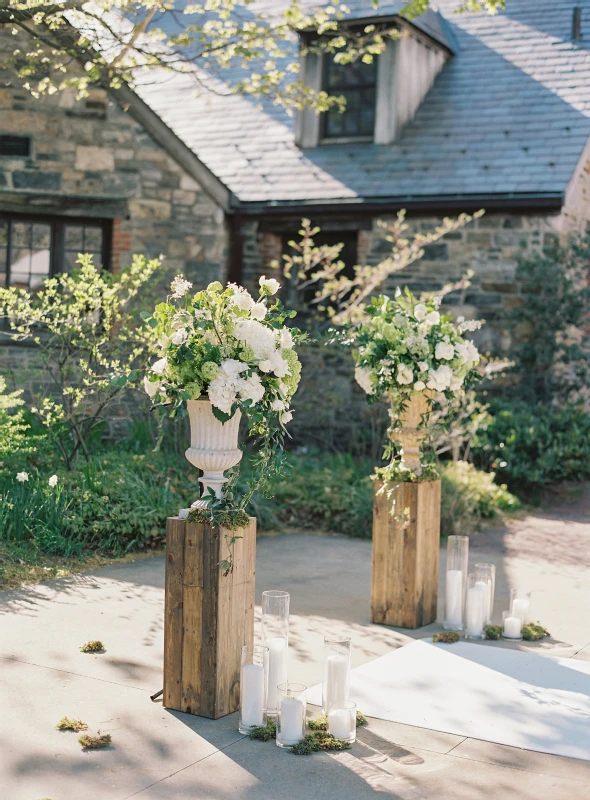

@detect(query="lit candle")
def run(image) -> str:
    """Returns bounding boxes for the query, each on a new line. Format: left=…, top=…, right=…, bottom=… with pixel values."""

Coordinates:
left=328, top=708, right=353, bottom=740
left=265, top=637, right=287, bottom=715
left=512, top=597, right=529, bottom=623
left=240, top=663, right=265, bottom=729
left=445, top=569, right=464, bottom=627
left=325, top=654, right=348, bottom=709
left=279, top=697, right=304, bottom=745
left=503, top=615, right=522, bottom=639
left=465, top=584, right=486, bottom=637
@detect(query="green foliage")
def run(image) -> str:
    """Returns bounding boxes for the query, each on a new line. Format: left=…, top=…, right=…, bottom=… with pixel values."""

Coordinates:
left=308, top=712, right=367, bottom=731
left=433, top=632, right=460, bottom=643
left=484, top=625, right=502, bottom=640
left=248, top=721, right=276, bottom=741
left=473, top=401, right=590, bottom=492
left=441, top=460, right=519, bottom=536
left=510, top=234, right=590, bottom=405
left=522, top=623, right=550, bottom=641
left=291, top=732, right=351, bottom=755
left=0, top=376, right=31, bottom=460
left=0, top=254, right=160, bottom=469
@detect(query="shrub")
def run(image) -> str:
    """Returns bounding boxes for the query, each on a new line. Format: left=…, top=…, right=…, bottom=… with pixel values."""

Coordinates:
left=0, top=376, right=31, bottom=461
left=472, top=401, right=590, bottom=493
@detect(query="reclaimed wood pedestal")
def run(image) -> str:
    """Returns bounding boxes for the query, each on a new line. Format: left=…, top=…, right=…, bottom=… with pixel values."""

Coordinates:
left=163, top=516, right=256, bottom=719
left=371, top=480, right=440, bottom=629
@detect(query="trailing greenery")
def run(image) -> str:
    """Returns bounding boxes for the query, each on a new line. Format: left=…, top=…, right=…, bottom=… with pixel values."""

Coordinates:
left=473, top=401, right=590, bottom=493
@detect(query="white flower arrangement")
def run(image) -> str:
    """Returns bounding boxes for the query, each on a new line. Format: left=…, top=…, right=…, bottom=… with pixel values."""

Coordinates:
left=143, top=276, right=302, bottom=424
left=351, top=290, right=481, bottom=403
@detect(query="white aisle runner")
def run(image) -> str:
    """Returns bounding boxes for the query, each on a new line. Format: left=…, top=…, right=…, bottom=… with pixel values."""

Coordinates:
left=307, top=640, right=590, bottom=761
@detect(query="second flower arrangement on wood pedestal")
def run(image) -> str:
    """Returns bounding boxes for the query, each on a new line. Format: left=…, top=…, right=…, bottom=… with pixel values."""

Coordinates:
left=343, top=288, right=483, bottom=628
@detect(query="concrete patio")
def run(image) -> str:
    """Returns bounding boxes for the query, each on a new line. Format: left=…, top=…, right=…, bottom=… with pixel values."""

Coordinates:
left=1, top=494, right=589, bottom=799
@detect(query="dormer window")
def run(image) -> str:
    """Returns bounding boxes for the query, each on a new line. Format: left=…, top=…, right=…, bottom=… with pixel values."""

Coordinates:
left=321, top=57, right=377, bottom=141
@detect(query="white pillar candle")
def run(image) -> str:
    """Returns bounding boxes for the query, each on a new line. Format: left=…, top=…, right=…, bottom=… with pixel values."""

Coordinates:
left=241, top=663, right=265, bottom=728
left=328, top=708, right=353, bottom=740
left=445, top=569, right=464, bottom=627
left=465, top=584, right=486, bottom=637
left=475, top=579, right=491, bottom=625
left=279, top=697, right=304, bottom=745
left=512, top=598, right=530, bottom=623
left=325, top=654, right=348, bottom=709
left=503, top=615, right=522, bottom=639
left=265, top=637, right=287, bottom=714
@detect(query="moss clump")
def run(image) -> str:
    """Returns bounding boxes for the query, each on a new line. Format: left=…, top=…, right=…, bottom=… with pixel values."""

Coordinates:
left=79, top=640, right=105, bottom=653
left=248, top=720, right=276, bottom=741
left=522, top=622, right=550, bottom=641
left=484, top=625, right=503, bottom=640
left=56, top=716, right=88, bottom=732
left=356, top=711, right=368, bottom=727
left=187, top=507, right=250, bottom=531
left=78, top=732, right=112, bottom=749
left=433, top=631, right=460, bottom=644
left=291, top=732, right=351, bottom=755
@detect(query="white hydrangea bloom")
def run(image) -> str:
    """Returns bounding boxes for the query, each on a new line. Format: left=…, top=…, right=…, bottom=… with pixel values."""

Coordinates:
left=414, top=303, right=427, bottom=321
left=397, top=364, right=414, bottom=385
left=355, top=366, right=375, bottom=395
left=435, top=342, right=455, bottom=360
left=208, top=359, right=248, bottom=414
left=427, top=364, right=453, bottom=392
left=239, top=373, right=265, bottom=405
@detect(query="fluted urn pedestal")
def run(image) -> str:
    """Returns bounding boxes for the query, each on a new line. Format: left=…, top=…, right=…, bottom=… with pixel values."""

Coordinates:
left=371, top=393, right=441, bottom=629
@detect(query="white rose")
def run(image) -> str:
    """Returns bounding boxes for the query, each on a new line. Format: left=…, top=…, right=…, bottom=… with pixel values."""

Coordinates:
left=232, top=290, right=255, bottom=312
left=170, top=328, right=188, bottom=345
left=144, top=376, right=162, bottom=398
left=414, top=303, right=427, bottom=321
left=250, top=303, right=267, bottom=320
left=450, top=375, right=465, bottom=392
left=151, top=357, right=168, bottom=376
left=221, top=359, right=248, bottom=377
left=413, top=380, right=426, bottom=392
left=427, top=364, right=453, bottom=392
left=435, top=342, right=455, bottom=361
left=259, top=275, right=281, bottom=295
left=271, top=356, right=290, bottom=378
left=418, top=361, right=429, bottom=373
left=271, top=399, right=286, bottom=411
left=354, top=366, right=375, bottom=395
left=425, top=311, right=440, bottom=326
left=397, top=364, right=414, bottom=385
left=280, top=410, right=293, bottom=424
left=258, top=360, right=273, bottom=373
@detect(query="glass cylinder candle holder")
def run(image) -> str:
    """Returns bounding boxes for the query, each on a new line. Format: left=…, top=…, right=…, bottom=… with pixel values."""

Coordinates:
left=261, top=590, right=290, bottom=717
left=443, top=535, right=469, bottom=631
left=276, top=682, right=306, bottom=748
left=327, top=700, right=357, bottom=744
left=322, top=636, right=351, bottom=715
left=502, top=609, right=523, bottom=640
left=239, top=644, right=268, bottom=734
left=510, top=589, right=531, bottom=624
left=464, top=572, right=487, bottom=640
left=474, top=562, right=496, bottom=624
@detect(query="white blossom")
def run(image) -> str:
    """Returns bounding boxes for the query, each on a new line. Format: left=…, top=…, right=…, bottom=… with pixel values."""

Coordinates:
left=427, top=364, right=453, bottom=392
left=239, top=373, right=265, bottom=405
left=397, top=364, right=414, bottom=385
left=229, top=286, right=255, bottom=311
left=250, top=302, right=267, bottom=321
left=150, top=357, right=168, bottom=376
left=144, top=376, right=162, bottom=398
left=259, top=275, right=281, bottom=295
left=435, top=342, right=455, bottom=361
left=455, top=341, right=480, bottom=365
left=355, top=366, right=375, bottom=395
left=48, top=474, right=58, bottom=488
left=279, top=327, right=294, bottom=350
left=413, top=380, right=426, bottom=392
left=170, top=275, right=193, bottom=299
left=271, top=398, right=286, bottom=411
left=16, top=472, right=29, bottom=482
left=414, top=303, right=427, bottom=321
left=425, top=311, right=441, bottom=326
left=280, top=410, right=293, bottom=424
left=418, top=361, right=429, bottom=373
left=170, top=328, right=188, bottom=345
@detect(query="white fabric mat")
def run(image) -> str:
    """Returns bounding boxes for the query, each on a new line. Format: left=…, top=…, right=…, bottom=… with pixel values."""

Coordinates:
left=307, top=640, right=590, bottom=761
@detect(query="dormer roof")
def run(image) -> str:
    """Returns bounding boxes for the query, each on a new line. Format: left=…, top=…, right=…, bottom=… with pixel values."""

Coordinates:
left=135, top=0, right=590, bottom=210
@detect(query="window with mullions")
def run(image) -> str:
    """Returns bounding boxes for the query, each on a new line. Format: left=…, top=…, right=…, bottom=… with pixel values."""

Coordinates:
left=321, top=57, right=378, bottom=140
left=0, top=215, right=110, bottom=289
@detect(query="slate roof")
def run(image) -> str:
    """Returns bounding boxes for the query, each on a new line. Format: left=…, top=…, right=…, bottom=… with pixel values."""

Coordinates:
left=136, top=0, right=590, bottom=207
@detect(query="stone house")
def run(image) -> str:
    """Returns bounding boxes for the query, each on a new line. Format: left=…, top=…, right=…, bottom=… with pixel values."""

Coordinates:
left=1, top=0, right=590, bottom=447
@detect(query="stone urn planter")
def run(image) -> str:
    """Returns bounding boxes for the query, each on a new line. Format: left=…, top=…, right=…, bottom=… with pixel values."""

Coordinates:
left=371, top=391, right=441, bottom=629
left=185, top=399, right=243, bottom=509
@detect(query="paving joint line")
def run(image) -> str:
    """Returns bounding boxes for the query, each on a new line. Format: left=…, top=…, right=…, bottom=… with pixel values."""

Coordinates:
left=0, top=655, right=154, bottom=693
left=440, top=745, right=589, bottom=783
left=120, top=733, right=248, bottom=800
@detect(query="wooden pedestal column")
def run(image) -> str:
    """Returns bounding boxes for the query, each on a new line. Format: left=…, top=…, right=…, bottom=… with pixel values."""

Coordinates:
left=163, top=516, right=256, bottom=719
left=371, top=480, right=440, bottom=629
